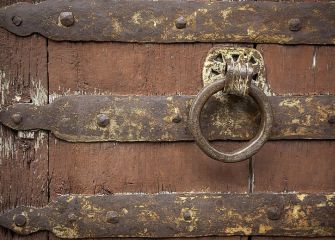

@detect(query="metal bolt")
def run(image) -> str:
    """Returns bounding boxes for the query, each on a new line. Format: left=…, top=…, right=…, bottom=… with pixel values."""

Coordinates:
left=68, top=213, right=77, bottom=223
left=288, top=18, right=302, bottom=32
left=267, top=206, right=281, bottom=220
left=172, top=114, right=182, bottom=123
left=11, top=113, right=22, bottom=124
left=59, top=12, right=75, bottom=27
left=12, top=16, right=22, bottom=26
left=328, top=115, right=335, bottom=124
left=97, top=114, right=110, bottom=127
left=175, top=16, right=187, bottom=29
left=183, top=210, right=192, bottom=221
left=14, top=214, right=27, bottom=227
left=106, top=211, right=119, bottom=224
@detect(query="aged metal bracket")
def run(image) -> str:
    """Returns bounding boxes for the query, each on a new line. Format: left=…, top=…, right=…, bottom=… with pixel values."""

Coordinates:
left=0, top=193, right=334, bottom=238
left=0, top=0, right=334, bottom=44
left=1, top=95, right=335, bottom=142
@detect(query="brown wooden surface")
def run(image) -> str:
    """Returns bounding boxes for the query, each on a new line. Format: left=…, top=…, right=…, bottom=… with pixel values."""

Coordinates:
left=0, top=1, right=334, bottom=240
left=252, top=45, right=335, bottom=240
left=0, top=1, right=48, bottom=240
left=48, top=42, right=248, bottom=240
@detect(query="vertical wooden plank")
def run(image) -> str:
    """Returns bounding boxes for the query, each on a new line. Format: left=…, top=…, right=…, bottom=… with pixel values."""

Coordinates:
left=254, top=44, right=335, bottom=192
left=253, top=45, right=335, bottom=239
left=0, top=1, right=49, bottom=240
left=48, top=41, right=249, bottom=240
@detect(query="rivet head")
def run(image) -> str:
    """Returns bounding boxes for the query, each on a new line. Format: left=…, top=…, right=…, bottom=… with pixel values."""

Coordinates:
left=288, top=18, right=302, bottom=32
left=328, top=115, right=335, bottom=124
left=14, top=214, right=27, bottom=227
left=59, top=11, right=75, bottom=27
left=267, top=206, right=281, bottom=220
left=106, top=211, right=119, bottom=224
left=97, top=114, right=110, bottom=127
left=12, top=16, right=22, bottom=26
left=11, top=113, right=22, bottom=124
left=172, top=114, right=182, bottom=123
left=175, top=16, right=187, bottom=29
left=183, top=210, right=192, bottom=221
left=68, top=213, right=77, bottom=222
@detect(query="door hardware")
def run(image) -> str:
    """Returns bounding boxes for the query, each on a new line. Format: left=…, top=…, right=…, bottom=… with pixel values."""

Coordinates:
left=189, top=78, right=273, bottom=163
left=0, top=0, right=334, bottom=44
left=0, top=95, right=334, bottom=142
left=0, top=193, right=333, bottom=238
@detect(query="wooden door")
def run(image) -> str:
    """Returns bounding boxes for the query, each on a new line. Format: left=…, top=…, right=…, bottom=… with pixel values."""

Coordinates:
left=0, top=0, right=334, bottom=240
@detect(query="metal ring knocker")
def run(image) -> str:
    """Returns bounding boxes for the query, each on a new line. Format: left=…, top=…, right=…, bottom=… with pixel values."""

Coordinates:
left=188, top=78, right=273, bottom=163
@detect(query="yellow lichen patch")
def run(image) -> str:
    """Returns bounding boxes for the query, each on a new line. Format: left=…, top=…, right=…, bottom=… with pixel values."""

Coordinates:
left=297, top=194, right=307, bottom=201
left=279, top=98, right=305, bottom=114
left=225, top=225, right=252, bottom=235
left=220, top=7, right=232, bottom=21
left=122, top=208, right=129, bottom=215
left=258, top=224, right=273, bottom=234
left=326, top=194, right=335, bottom=206
left=238, top=4, right=255, bottom=12
left=316, top=202, right=326, bottom=208
left=53, top=225, right=79, bottom=239
left=111, top=18, right=122, bottom=35
left=132, top=12, right=142, bottom=24
left=137, top=209, right=159, bottom=222
left=66, top=195, right=75, bottom=203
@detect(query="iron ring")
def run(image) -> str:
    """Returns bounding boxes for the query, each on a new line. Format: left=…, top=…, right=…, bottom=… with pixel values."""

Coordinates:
left=188, top=78, right=273, bottom=163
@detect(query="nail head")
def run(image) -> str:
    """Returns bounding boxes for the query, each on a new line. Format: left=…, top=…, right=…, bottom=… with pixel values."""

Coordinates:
left=183, top=210, right=192, bottom=221
left=14, top=214, right=27, bottom=227
left=175, top=16, right=187, bottom=29
left=97, top=114, right=110, bottom=127
left=12, top=16, right=22, bottom=26
left=288, top=18, right=302, bottom=32
left=267, top=206, right=281, bottom=220
left=328, top=115, right=335, bottom=124
left=106, top=211, right=119, bottom=224
left=59, top=11, right=75, bottom=27
left=11, top=113, right=22, bottom=124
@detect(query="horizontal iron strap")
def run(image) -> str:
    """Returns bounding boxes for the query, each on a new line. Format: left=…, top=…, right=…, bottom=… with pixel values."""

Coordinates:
left=0, top=95, right=334, bottom=142
left=0, top=1, right=334, bottom=44
left=0, top=193, right=334, bottom=238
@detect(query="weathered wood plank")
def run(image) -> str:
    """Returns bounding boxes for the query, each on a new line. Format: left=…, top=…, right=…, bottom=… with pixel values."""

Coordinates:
left=48, top=42, right=248, bottom=240
left=0, top=1, right=48, bottom=239
left=253, top=44, right=335, bottom=240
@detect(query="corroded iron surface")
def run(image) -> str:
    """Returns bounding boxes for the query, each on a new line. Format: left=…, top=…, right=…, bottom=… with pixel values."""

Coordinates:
left=188, top=80, right=273, bottom=163
left=0, top=0, right=334, bottom=44
left=0, top=95, right=334, bottom=142
left=0, top=193, right=334, bottom=238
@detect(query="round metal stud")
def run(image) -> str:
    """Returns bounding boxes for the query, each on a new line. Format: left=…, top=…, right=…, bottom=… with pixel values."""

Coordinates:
left=97, top=114, right=110, bottom=127
left=59, top=11, right=75, bottom=27
left=11, top=113, right=23, bottom=124
left=14, top=214, right=27, bottom=227
left=175, top=16, right=187, bottom=29
left=106, top=211, right=119, bottom=224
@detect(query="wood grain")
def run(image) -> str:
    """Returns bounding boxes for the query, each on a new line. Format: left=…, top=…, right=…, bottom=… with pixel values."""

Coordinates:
left=0, top=1, right=48, bottom=239
left=254, top=44, right=335, bottom=193
left=48, top=42, right=249, bottom=240
left=253, top=44, right=335, bottom=239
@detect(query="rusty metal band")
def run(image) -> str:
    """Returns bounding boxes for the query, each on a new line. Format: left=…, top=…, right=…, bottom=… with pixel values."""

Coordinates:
left=0, top=1, right=334, bottom=44
left=0, top=95, right=334, bottom=142
left=0, top=193, right=334, bottom=238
